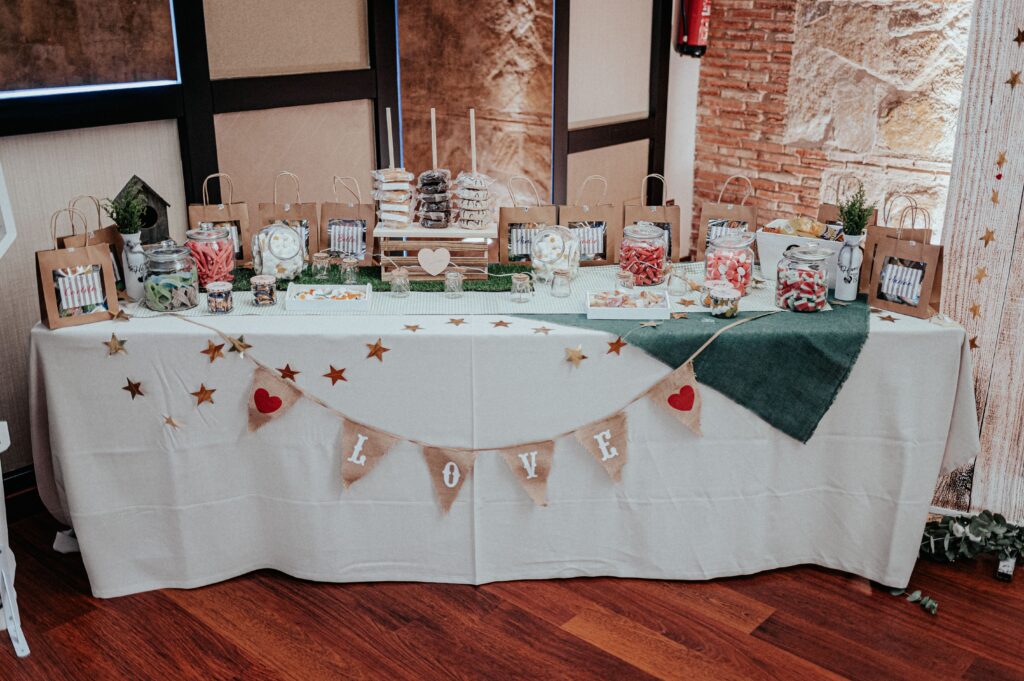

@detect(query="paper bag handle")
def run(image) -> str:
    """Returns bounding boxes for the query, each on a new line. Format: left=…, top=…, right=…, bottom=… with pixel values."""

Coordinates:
left=273, top=171, right=301, bottom=205
left=507, top=175, right=542, bottom=208
left=67, top=195, right=103, bottom=243
left=333, top=176, right=362, bottom=205
left=896, top=205, right=932, bottom=243
left=50, top=208, right=87, bottom=248
left=832, top=174, right=863, bottom=205
left=639, top=173, right=668, bottom=207
left=573, top=175, right=608, bottom=207
left=883, top=193, right=918, bottom=226
left=717, top=175, right=754, bottom=206
left=201, top=173, right=235, bottom=206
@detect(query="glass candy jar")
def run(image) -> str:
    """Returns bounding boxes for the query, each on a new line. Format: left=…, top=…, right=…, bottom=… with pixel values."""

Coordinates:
left=510, top=272, right=532, bottom=303
left=143, top=245, right=199, bottom=312
left=252, top=222, right=305, bottom=281
left=185, top=226, right=235, bottom=289
left=705, top=231, right=755, bottom=295
left=390, top=267, right=411, bottom=298
left=775, top=246, right=829, bottom=313
left=619, top=223, right=669, bottom=286
left=531, top=225, right=580, bottom=284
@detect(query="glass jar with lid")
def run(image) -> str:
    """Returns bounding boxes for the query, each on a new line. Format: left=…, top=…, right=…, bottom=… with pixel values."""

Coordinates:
left=619, top=222, right=669, bottom=286
left=775, top=246, right=829, bottom=312
left=143, top=245, right=199, bottom=312
left=705, top=231, right=755, bottom=295
left=531, top=225, right=580, bottom=284
left=185, top=226, right=235, bottom=289
left=252, top=222, right=305, bottom=281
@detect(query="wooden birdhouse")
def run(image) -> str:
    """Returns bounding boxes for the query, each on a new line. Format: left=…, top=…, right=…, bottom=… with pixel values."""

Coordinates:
left=116, top=175, right=170, bottom=245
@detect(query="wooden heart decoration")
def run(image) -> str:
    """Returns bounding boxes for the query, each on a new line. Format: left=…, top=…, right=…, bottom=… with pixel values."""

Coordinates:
left=254, top=388, right=282, bottom=414
left=667, top=385, right=696, bottom=412
left=417, top=247, right=451, bottom=276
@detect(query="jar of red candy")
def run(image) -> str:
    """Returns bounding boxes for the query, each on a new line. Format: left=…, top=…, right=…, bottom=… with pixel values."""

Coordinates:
left=776, top=246, right=829, bottom=313
left=619, top=223, right=668, bottom=286
left=185, top=226, right=235, bottom=290
left=705, top=231, right=754, bottom=295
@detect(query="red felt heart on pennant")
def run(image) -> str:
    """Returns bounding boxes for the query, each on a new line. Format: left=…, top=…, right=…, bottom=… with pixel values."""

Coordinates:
left=254, top=388, right=282, bottom=414
left=667, top=385, right=696, bottom=412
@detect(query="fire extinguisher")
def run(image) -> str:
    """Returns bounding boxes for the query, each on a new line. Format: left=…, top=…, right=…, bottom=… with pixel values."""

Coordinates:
left=676, top=0, right=711, bottom=58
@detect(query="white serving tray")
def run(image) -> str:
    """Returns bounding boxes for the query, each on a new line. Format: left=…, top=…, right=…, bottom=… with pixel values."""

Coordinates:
left=284, top=284, right=372, bottom=312
left=586, top=290, right=671, bottom=320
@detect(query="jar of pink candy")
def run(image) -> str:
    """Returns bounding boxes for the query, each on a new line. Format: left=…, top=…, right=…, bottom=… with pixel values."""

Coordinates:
left=705, top=231, right=754, bottom=295
left=775, top=246, right=829, bottom=313
left=619, top=223, right=668, bottom=286
left=185, top=226, right=235, bottom=290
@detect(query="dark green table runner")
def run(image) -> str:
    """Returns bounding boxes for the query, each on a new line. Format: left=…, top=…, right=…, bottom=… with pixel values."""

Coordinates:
left=520, top=300, right=870, bottom=443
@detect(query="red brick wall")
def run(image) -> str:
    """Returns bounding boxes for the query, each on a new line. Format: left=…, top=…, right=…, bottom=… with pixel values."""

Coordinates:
left=690, top=0, right=827, bottom=248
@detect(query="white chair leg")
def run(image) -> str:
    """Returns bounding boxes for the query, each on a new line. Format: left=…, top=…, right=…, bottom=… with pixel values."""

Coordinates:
left=0, top=548, right=29, bottom=657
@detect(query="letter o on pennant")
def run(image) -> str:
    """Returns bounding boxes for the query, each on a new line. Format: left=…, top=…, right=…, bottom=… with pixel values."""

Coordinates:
left=442, top=461, right=461, bottom=488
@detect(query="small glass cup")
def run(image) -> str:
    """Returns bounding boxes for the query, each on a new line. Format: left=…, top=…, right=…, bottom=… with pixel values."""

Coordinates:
left=206, top=281, right=233, bottom=314
left=551, top=268, right=572, bottom=298
left=391, top=267, right=411, bottom=298
left=510, top=272, right=532, bottom=303
left=616, top=269, right=635, bottom=290
left=341, top=256, right=359, bottom=285
left=666, top=265, right=688, bottom=297
left=312, top=252, right=330, bottom=280
left=444, top=269, right=465, bottom=298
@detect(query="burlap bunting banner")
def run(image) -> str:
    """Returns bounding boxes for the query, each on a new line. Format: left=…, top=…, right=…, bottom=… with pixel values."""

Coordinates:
left=248, top=366, right=303, bottom=431
left=498, top=440, right=555, bottom=506
left=574, top=412, right=629, bottom=482
left=422, top=447, right=476, bottom=514
left=649, top=360, right=703, bottom=436
left=340, top=418, right=399, bottom=488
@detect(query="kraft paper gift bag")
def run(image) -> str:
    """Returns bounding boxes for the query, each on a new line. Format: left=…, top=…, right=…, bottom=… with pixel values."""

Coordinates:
left=498, top=175, right=558, bottom=265
left=624, top=173, right=684, bottom=262
left=187, top=173, right=251, bottom=264
left=255, top=171, right=320, bottom=262
left=37, top=208, right=120, bottom=329
left=558, top=175, right=623, bottom=266
left=58, top=195, right=125, bottom=292
left=860, top=199, right=932, bottom=294
left=318, top=175, right=376, bottom=266
left=867, top=207, right=943, bottom=319
left=697, top=174, right=757, bottom=262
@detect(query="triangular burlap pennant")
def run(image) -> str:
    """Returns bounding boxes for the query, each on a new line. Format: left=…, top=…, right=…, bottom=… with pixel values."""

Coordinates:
left=248, top=366, right=303, bottom=432
left=649, top=360, right=703, bottom=436
left=574, top=412, right=629, bottom=482
left=498, top=440, right=555, bottom=506
left=340, top=418, right=399, bottom=488
left=422, top=447, right=476, bottom=514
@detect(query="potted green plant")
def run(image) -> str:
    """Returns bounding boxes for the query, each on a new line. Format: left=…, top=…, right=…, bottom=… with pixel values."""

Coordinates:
left=835, top=187, right=874, bottom=301
left=104, top=184, right=148, bottom=301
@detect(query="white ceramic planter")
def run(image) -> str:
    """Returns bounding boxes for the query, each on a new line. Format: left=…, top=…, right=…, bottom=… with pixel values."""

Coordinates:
left=120, top=231, right=146, bottom=301
left=834, top=233, right=865, bottom=302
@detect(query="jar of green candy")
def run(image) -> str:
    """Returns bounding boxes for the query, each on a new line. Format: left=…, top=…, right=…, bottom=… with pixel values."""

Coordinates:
left=144, top=245, right=199, bottom=311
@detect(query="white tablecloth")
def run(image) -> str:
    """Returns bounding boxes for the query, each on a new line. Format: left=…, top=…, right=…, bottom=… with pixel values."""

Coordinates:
left=30, top=311, right=979, bottom=597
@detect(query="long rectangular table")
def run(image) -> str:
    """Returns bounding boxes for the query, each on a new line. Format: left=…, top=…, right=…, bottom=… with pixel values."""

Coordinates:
left=30, top=310, right=979, bottom=597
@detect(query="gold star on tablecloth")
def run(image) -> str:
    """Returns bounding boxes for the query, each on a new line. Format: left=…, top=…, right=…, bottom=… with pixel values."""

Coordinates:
left=639, top=321, right=661, bottom=328
left=278, top=364, right=300, bottom=381
left=163, top=415, right=182, bottom=430
left=1008, top=71, right=1021, bottom=89
left=969, top=336, right=979, bottom=350
left=607, top=337, right=627, bottom=355
left=565, top=346, right=588, bottom=368
left=980, top=229, right=996, bottom=247
left=324, top=365, right=347, bottom=385
left=879, top=314, right=898, bottom=323
left=227, top=335, right=252, bottom=356
left=672, top=312, right=689, bottom=320
left=366, top=338, right=390, bottom=362
left=403, top=324, right=422, bottom=333
left=1015, top=29, right=1024, bottom=47
left=491, top=320, right=511, bottom=328
left=676, top=298, right=696, bottom=307
left=974, top=267, right=989, bottom=284
left=447, top=318, right=467, bottom=327
left=190, top=384, right=216, bottom=406
left=969, top=303, right=981, bottom=320
left=992, top=190, right=1000, bottom=205
left=687, top=279, right=702, bottom=292
left=200, top=340, right=225, bottom=363
left=532, top=326, right=553, bottom=335
left=111, top=309, right=131, bottom=321
left=104, top=334, right=127, bottom=356
left=997, top=151, right=1007, bottom=168
left=870, top=307, right=883, bottom=314
left=122, top=378, right=143, bottom=399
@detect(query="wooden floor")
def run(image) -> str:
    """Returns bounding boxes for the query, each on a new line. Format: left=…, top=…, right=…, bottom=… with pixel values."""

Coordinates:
left=0, top=513, right=1022, bottom=680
